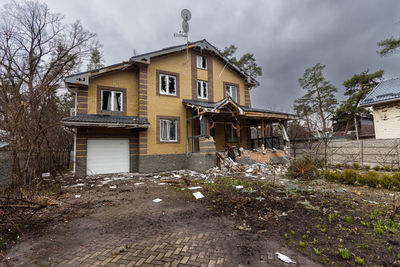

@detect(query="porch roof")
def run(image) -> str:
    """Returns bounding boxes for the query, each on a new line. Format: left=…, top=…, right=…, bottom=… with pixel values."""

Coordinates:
left=182, top=98, right=297, bottom=120
left=62, top=114, right=149, bottom=129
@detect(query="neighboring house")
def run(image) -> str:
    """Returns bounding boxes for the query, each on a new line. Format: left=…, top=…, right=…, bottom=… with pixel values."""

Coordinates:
left=331, top=115, right=375, bottom=138
left=359, top=78, right=400, bottom=139
left=62, top=39, right=296, bottom=176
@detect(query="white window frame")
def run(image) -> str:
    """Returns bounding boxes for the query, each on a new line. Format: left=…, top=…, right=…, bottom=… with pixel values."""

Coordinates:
left=159, top=74, right=177, bottom=96
left=101, top=90, right=123, bottom=112
left=225, top=84, right=238, bottom=102
left=196, top=55, right=207, bottom=69
left=197, top=80, right=208, bottom=99
left=160, top=119, right=178, bottom=142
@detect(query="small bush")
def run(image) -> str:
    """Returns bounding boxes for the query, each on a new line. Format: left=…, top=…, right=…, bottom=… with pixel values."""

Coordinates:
left=359, top=171, right=379, bottom=187
left=352, top=162, right=360, bottom=169
left=343, top=169, right=358, bottom=185
left=355, top=257, right=364, bottom=265
left=344, top=163, right=350, bottom=169
left=321, top=169, right=337, bottom=182
left=373, top=165, right=381, bottom=171
left=335, top=163, right=342, bottom=169
left=384, top=165, right=392, bottom=172
left=287, top=151, right=323, bottom=180
left=363, top=164, right=370, bottom=170
left=339, top=248, right=350, bottom=260
left=381, top=174, right=395, bottom=189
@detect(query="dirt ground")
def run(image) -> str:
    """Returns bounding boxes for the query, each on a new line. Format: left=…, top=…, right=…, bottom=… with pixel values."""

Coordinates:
left=3, top=172, right=321, bottom=267
left=1, top=169, right=400, bottom=266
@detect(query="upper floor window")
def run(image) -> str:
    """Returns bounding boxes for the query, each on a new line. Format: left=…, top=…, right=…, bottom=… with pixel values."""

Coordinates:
left=197, top=80, right=208, bottom=99
left=225, top=84, right=238, bottom=102
left=196, top=55, right=207, bottom=69
left=101, top=90, right=122, bottom=112
left=159, top=74, right=176, bottom=96
left=160, top=119, right=177, bottom=142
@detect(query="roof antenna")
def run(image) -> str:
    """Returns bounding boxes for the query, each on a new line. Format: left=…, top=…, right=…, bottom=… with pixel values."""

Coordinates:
left=174, top=9, right=191, bottom=44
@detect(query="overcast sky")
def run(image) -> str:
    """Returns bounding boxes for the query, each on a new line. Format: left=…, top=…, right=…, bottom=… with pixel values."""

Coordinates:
left=3, top=0, right=400, bottom=112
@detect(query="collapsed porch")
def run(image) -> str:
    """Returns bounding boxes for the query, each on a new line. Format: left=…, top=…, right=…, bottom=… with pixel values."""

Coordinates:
left=183, top=98, right=297, bottom=158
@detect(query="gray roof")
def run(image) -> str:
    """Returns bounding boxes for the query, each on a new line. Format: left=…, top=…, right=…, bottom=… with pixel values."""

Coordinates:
left=62, top=114, right=149, bottom=128
left=359, top=78, right=400, bottom=107
left=132, top=39, right=258, bottom=85
left=182, top=98, right=296, bottom=117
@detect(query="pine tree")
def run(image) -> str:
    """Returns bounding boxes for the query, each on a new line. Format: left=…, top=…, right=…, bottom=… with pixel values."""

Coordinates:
left=222, top=45, right=262, bottom=78
left=87, top=42, right=105, bottom=70
left=296, top=63, right=338, bottom=134
left=335, top=70, right=384, bottom=134
left=378, top=37, right=400, bottom=56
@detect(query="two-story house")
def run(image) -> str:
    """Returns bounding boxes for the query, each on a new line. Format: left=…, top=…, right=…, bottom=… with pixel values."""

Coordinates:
left=62, top=40, right=295, bottom=176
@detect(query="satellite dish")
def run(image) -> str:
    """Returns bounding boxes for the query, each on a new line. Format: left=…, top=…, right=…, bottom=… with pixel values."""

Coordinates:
left=181, top=9, right=191, bottom=21
left=182, top=20, right=189, bottom=33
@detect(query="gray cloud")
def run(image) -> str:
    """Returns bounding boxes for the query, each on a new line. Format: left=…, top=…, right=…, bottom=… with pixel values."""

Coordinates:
left=4, top=0, right=400, bottom=112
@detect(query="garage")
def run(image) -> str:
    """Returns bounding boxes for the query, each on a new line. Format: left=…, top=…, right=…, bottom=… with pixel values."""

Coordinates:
left=86, top=138, right=130, bottom=175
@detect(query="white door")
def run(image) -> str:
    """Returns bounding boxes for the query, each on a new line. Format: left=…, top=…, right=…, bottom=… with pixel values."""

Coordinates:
left=87, top=138, right=130, bottom=175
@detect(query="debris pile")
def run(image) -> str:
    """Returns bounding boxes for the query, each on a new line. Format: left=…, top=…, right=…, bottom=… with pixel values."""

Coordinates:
left=216, top=151, right=288, bottom=177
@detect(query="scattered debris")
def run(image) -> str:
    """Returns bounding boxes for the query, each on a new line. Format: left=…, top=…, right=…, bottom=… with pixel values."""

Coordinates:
left=42, top=173, right=50, bottom=177
left=192, top=192, right=205, bottom=199
left=109, top=185, right=117, bottom=189
left=188, top=186, right=202, bottom=190
left=112, top=244, right=130, bottom=254
left=237, top=223, right=252, bottom=231
left=134, top=182, right=144, bottom=186
left=275, top=252, right=296, bottom=264
left=152, top=198, right=162, bottom=203
left=74, top=195, right=81, bottom=199
left=234, top=185, right=244, bottom=189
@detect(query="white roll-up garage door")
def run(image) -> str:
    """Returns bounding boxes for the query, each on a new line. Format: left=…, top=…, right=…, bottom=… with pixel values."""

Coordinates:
left=87, top=138, right=130, bottom=175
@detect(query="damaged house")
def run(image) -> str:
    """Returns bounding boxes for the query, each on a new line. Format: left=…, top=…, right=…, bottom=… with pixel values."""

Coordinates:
left=359, top=77, right=400, bottom=139
left=62, top=40, right=295, bottom=176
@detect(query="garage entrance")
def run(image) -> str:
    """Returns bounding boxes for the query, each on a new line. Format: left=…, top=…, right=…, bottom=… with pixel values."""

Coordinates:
left=86, top=138, right=130, bottom=175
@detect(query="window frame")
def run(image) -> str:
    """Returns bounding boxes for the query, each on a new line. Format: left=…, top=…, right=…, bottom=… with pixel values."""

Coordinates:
left=197, top=80, right=208, bottom=99
left=156, top=70, right=180, bottom=98
left=97, top=86, right=127, bottom=115
left=225, top=84, right=238, bottom=102
left=157, top=115, right=180, bottom=144
left=159, top=73, right=177, bottom=96
left=226, top=123, right=238, bottom=142
left=101, top=90, right=123, bottom=112
left=196, top=55, right=207, bottom=70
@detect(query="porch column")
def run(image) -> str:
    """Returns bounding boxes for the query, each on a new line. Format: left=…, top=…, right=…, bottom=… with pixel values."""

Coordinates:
left=261, top=120, right=265, bottom=150
left=236, top=121, right=241, bottom=156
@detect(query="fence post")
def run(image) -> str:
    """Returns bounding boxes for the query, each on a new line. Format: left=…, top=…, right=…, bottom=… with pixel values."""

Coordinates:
left=359, top=140, right=363, bottom=166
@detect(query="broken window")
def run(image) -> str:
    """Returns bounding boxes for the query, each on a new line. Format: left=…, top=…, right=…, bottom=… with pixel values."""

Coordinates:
left=160, top=119, right=177, bottom=142
left=101, top=90, right=122, bottom=112
left=196, top=55, right=207, bottom=69
left=225, top=84, right=238, bottom=102
left=226, top=124, right=238, bottom=142
left=197, top=80, right=208, bottom=99
left=159, top=74, right=176, bottom=96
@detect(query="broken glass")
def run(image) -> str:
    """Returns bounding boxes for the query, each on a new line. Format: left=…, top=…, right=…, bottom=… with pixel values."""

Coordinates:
left=161, top=75, right=167, bottom=92
left=168, top=76, right=176, bottom=94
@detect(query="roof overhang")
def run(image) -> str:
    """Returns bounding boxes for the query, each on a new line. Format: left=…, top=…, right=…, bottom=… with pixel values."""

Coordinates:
left=183, top=98, right=297, bottom=120
left=62, top=121, right=149, bottom=129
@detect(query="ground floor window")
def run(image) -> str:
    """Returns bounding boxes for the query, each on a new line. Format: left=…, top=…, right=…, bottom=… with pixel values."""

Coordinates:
left=160, top=119, right=177, bottom=142
left=226, top=124, right=238, bottom=142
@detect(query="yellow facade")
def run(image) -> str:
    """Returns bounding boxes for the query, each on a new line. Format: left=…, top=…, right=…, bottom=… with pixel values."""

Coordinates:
left=84, top=49, right=250, bottom=155
left=87, top=70, right=139, bottom=116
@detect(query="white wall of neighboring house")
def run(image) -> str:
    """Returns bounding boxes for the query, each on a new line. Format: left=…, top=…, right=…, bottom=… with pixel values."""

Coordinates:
left=373, top=102, right=400, bottom=139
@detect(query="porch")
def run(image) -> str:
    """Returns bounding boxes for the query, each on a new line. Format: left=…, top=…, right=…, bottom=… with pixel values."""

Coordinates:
left=183, top=98, right=296, bottom=156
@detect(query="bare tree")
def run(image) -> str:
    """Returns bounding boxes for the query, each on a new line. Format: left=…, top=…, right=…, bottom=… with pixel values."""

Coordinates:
left=0, top=0, right=96, bottom=184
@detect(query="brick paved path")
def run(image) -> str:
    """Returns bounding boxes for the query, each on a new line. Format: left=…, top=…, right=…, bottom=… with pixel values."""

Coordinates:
left=7, top=182, right=321, bottom=267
